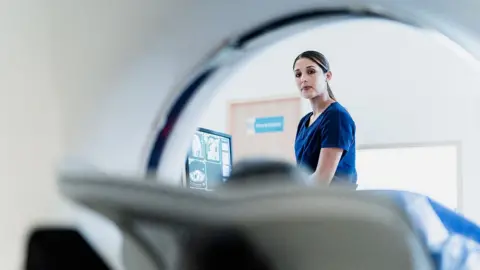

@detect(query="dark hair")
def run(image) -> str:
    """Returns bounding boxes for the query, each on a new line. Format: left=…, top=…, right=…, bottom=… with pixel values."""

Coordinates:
left=293, top=50, right=336, bottom=100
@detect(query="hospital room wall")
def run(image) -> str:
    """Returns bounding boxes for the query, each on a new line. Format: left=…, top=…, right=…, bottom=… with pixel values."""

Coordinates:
left=197, top=21, right=480, bottom=223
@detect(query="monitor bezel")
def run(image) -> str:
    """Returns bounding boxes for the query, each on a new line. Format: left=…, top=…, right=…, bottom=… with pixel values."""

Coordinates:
left=185, top=127, right=233, bottom=190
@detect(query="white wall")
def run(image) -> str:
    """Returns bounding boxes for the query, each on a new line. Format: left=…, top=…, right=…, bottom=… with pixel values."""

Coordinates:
left=199, top=19, right=480, bottom=223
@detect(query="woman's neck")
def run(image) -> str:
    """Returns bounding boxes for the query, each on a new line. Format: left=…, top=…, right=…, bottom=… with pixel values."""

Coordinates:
left=310, top=95, right=334, bottom=115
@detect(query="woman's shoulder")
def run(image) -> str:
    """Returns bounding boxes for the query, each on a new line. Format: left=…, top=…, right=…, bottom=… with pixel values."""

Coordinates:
left=324, top=102, right=355, bottom=123
left=327, top=102, right=352, bottom=116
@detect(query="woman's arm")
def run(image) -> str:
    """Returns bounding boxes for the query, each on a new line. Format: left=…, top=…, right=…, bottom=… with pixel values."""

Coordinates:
left=311, top=109, right=354, bottom=185
left=311, top=148, right=343, bottom=185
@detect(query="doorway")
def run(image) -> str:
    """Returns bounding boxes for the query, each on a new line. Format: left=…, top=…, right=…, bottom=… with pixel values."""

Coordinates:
left=228, top=97, right=302, bottom=163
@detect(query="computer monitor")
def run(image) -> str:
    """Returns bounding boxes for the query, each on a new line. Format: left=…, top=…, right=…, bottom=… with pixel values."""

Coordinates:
left=185, top=128, right=233, bottom=191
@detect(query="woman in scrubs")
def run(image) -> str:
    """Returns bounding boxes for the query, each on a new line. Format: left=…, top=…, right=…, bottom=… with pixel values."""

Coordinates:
left=293, top=51, right=357, bottom=187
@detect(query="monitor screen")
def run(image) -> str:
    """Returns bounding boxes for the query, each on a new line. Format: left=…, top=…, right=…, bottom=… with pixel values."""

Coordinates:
left=186, top=128, right=232, bottom=191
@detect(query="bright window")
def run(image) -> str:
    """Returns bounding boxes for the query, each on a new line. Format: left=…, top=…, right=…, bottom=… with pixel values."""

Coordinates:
left=356, top=144, right=459, bottom=210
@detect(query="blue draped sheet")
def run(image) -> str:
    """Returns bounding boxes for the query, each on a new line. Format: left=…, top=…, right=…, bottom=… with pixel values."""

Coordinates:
left=375, top=190, right=480, bottom=269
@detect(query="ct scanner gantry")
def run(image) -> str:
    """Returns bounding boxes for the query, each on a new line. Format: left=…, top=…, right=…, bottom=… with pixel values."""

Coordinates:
left=46, top=1, right=480, bottom=270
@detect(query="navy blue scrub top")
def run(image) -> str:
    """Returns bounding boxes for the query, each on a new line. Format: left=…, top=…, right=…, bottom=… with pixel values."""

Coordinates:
left=294, top=102, right=357, bottom=184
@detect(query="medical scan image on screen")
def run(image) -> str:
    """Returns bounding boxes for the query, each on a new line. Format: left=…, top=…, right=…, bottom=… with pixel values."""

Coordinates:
left=186, top=129, right=232, bottom=190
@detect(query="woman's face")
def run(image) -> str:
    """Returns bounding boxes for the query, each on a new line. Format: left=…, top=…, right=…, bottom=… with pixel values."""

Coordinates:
left=294, top=57, right=331, bottom=99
